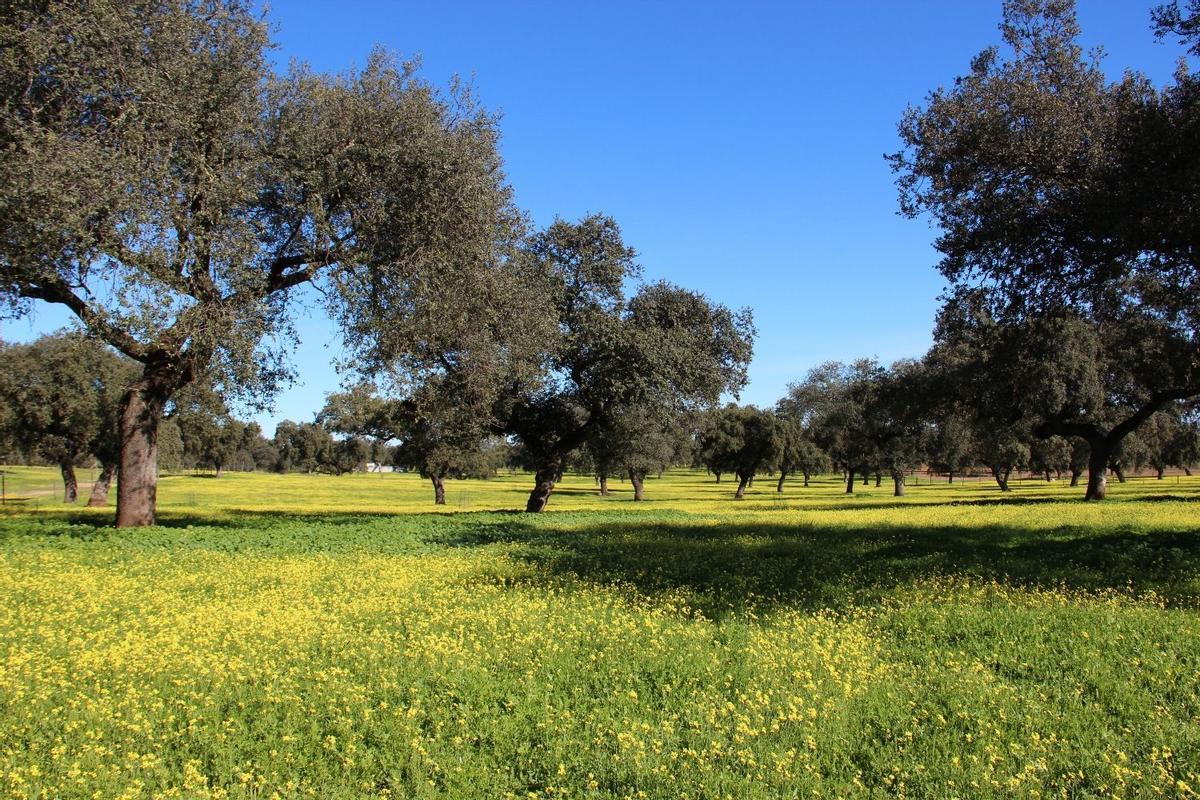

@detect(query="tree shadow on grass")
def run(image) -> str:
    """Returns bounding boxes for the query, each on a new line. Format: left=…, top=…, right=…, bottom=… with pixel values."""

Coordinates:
left=445, top=518, right=1200, bottom=616
left=4, top=505, right=1198, bottom=616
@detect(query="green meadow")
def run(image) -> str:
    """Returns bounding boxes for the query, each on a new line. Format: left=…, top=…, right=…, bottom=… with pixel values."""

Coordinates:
left=1, top=467, right=1199, bottom=799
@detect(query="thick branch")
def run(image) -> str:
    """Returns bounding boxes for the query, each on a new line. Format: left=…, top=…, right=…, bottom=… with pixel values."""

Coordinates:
left=18, top=280, right=149, bottom=362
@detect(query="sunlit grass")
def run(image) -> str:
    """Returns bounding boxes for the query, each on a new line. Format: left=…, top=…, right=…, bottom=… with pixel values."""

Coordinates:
left=1, top=468, right=1198, bottom=798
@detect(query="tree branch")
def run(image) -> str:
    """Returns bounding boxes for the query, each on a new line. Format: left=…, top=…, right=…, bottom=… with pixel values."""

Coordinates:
left=18, top=280, right=150, bottom=362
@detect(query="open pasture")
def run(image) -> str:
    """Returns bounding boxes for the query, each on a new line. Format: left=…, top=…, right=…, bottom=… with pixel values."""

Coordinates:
left=1, top=468, right=1199, bottom=798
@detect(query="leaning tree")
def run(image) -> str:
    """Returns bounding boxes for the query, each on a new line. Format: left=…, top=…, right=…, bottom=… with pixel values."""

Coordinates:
left=0, top=1, right=526, bottom=525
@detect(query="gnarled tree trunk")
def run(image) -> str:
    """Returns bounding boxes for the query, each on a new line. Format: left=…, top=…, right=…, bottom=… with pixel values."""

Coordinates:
left=629, top=470, right=644, bottom=501
left=116, top=361, right=190, bottom=528
left=892, top=471, right=906, bottom=497
left=431, top=475, right=446, bottom=505
left=1085, top=439, right=1111, bottom=501
left=735, top=471, right=750, bottom=499
left=87, top=463, right=116, bottom=507
left=776, top=469, right=788, bottom=493
left=1069, top=468, right=1082, bottom=487
left=990, top=465, right=1011, bottom=492
left=526, top=464, right=558, bottom=512
left=60, top=460, right=78, bottom=504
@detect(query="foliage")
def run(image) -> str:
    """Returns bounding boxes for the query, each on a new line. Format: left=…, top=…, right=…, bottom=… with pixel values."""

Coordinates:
left=0, top=0, right=530, bottom=525
left=0, top=333, right=136, bottom=500
left=502, top=216, right=755, bottom=510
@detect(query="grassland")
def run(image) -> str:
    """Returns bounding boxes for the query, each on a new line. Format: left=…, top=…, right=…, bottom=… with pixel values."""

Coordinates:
left=1, top=466, right=1198, bottom=798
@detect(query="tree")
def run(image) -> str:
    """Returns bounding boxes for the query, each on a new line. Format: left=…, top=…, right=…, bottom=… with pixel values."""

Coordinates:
left=772, top=418, right=829, bottom=491
left=586, top=408, right=691, bottom=501
left=501, top=216, right=754, bottom=512
left=867, top=360, right=930, bottom=497
left=781, top=360, right=883, bottom=494
left=273, top=421, right=334, bottom=474
left=892, top=0, right=1200, bottom=500
left=0, top=333, right=134, bottom=503
left=696, top=406, right=781, bottom=499
left=0, top=1, right=525, bottom=526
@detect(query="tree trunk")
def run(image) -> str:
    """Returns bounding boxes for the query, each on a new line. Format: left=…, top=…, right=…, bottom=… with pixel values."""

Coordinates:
left=629, top=470, right=645, bottom=501
left=947, top=470, right=954, bottom=484
left=875, top=473, right=882, bottom=488
left=60, top=460, right=78, bottom=504
left=802, top=471, right=810, bottom=487
left=116, top=369, right=178, bottom=527
left=1114, top=464, right=1126, bottom=483
left=735, top=472, right=750, bottom=499
left=892, top=472, right=906, bottom=497
left=87, top=463, right=116, bottom=507
left=1044, top=469, right=1052, bottom=482
left=861, top=471, right=869, bottom=487
left=215, top=464, right=224, bottom=478
left=431, top=475, right=446, bottom=505
left=845, top=470, right=855, bottom=494
left=776, top=469, right=788, bottom=493
left=598, top=473, right=609, bottom=496
left=1070, top=468, right=1082, bottom=487
left=1085, top=440, right=1110, bottom=501
left=1157, top=465, right=1166, bottom=480
left=991, top=465, right=1010, bottom=492
left=714, top=471, right=721, bottom=484
left=526, top=465, right=558, bottom=512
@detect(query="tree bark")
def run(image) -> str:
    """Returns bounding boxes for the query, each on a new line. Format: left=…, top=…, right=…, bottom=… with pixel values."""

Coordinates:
left=861, top=471, right=869, bottom=487
left=526, top=464, right=558, bottom=512
left=714, top=471, right=721, bottom=484
left=990, top=465, right=1011, bottom=492
left=776, top=469, right=788, bottom=493
left=60, top=460, right=78, bottom=504
left=1069, top=468, right=1081, bottom=487
left=116, top=365, right=181, bottom=527
left=1044, top=469, right=1052, bottom=482
left=802, top=471, right=810, bottom=487
left=1114, top=464, right=1126, bottom=483
left=598, top=473, right=609, bottom=496
left=431, top=475, right=446, bottom=505
left=1085, top=440, right=1111, bottom=501
left=735, top=472, right=750, bottom=499
left=875, top=473, right=882, bottom=488
left=845, top=470, right=855, bottom=494
left=629, top=470, right=644, bottom=501
left=947, top=470, right=954, bottom=484
left=87, top=463, right=116, bottom=507
left=1157, top=465, right=1166, bottom=480
left=892, top=472, right=906, bottom=497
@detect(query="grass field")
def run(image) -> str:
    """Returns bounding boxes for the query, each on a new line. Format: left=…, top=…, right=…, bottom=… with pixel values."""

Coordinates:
left=1, top=467, right=1199, bottom=798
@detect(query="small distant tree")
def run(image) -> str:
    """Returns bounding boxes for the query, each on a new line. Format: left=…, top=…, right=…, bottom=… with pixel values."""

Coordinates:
left=0, top=333, right=134, bottom=503
left=1030, top=436, right=1073, bottom=481
left=773, top=418, right=829, bottom=491
left=782, top=360, right=883, bottom=494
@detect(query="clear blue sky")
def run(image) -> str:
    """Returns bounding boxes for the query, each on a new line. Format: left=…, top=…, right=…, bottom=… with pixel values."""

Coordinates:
left=3, top=1, right=1186, bottom=432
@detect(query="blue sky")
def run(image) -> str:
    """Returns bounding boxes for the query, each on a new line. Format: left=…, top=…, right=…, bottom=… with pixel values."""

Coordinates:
left=4, top=1, right=1187, bottom=431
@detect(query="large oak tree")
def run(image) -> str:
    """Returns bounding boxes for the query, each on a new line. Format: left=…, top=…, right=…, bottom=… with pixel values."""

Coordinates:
left=0, top=1, right=524, bottom=525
